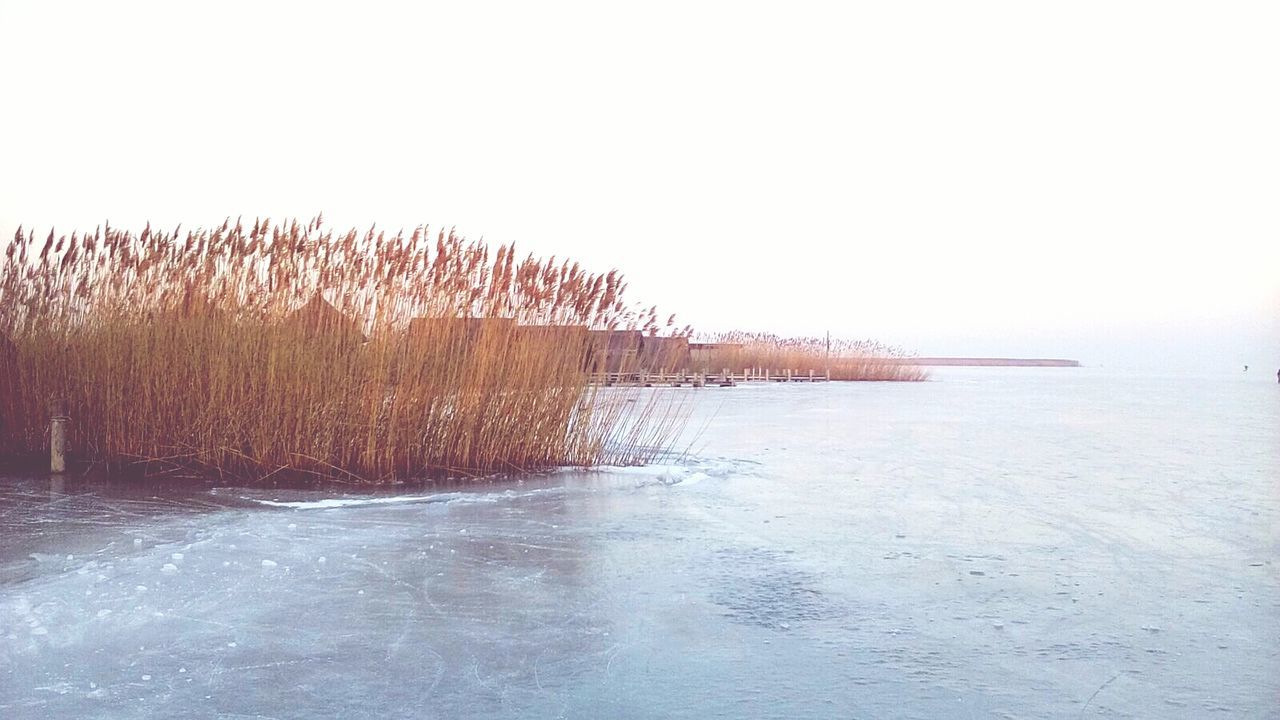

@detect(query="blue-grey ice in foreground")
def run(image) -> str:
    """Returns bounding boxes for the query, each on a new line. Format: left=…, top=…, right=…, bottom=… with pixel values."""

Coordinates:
left=1, top=367, right=1277, bottom=719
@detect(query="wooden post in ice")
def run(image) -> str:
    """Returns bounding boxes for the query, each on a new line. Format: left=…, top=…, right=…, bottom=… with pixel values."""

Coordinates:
left=49, top=398, right=68, bottom=474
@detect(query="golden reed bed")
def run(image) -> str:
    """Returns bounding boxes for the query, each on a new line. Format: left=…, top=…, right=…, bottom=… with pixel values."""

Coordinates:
left=693, top=332, right=928, bottom=382
left=0, top=217, right=682, bottom=483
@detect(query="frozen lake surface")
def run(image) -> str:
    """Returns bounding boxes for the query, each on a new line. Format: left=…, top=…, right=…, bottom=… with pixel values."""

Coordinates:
left=1, top=368, right=1277, bottom=718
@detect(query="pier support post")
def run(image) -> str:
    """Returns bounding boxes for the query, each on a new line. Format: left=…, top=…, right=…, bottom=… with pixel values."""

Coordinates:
left=49, top=399, right=68, bottom=474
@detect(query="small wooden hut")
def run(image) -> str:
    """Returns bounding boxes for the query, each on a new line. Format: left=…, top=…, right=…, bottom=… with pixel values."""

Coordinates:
left=587, top=330, right=642, bottom=373
left=585, top=331, right=691, bottom=373
left=640, top=335, right=691, bottom=372
left=514, top=324, right=592, bottom=369
left=689, top=342, right=743, bottom=370
left=406, top=317, right=516, bottom=350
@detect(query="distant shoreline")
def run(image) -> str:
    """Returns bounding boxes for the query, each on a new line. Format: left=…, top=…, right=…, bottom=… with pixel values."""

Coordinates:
left=887, top=357, right=1081, bottom=368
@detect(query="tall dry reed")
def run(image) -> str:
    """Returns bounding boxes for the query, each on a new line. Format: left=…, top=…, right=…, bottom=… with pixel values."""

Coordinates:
left=0, top=217, right=683, bottom=482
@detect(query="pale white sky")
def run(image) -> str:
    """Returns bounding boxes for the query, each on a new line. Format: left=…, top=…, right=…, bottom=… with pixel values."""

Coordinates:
left=1, top=1, right=1276, bottom=367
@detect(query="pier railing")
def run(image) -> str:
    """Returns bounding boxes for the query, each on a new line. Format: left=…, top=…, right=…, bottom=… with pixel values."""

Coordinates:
left=590, top=368, right=829, bottom=387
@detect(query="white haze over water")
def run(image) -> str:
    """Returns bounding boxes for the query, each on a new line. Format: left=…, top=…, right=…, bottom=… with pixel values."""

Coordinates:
left=0, top=1, right=1275, bottom=367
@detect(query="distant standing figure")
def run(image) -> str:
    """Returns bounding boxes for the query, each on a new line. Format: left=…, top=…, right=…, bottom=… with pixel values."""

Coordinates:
left=1244, top=365, right=1248, bottom=372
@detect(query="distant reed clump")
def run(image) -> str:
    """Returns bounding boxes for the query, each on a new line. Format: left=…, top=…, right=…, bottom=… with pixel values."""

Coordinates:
left=0, top=217, right=683, bottom=482
left=696, top=332, right=928, bottom=381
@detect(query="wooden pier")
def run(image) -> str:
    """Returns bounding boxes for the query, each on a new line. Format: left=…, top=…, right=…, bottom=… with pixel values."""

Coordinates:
left=592, top=368, right=829, bottom=387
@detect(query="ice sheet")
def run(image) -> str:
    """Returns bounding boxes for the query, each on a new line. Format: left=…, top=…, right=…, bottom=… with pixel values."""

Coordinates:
left=1, top=367, right=1276, bottom=718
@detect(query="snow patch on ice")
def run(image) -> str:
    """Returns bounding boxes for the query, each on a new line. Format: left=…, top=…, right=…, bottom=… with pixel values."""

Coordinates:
left=247, top=493, right=473, bottom=510
left=239, top=486, right=563, bottom=511
left=582, top=457, right=748, bottom=486
left=232, top=459, right=741, bottom=512
left=591, top=463, right=716, bottom=487
left=28, top=552, right=66, bottom=564
left=592, top=463, right=692, bottom=477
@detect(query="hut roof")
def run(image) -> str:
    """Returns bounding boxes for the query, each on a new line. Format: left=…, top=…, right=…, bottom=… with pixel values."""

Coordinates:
left=515, top=323, right=588, bottom=335
left=588, top=329, right=644, bottom=352
left=283, top=294, right=367, bottom=344
left=515, top=324, right=589, bottom=344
